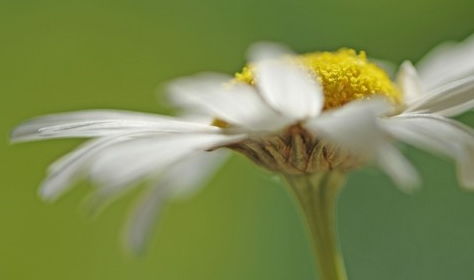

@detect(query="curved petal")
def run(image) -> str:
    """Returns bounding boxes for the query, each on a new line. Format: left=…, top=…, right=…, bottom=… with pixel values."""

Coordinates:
left=306, top=99, right=419, bottom=191
left=11, top=110, right=218, bottom=142
left=122, top=150, right=229, bottom=254
left=167, top=73, right=232, bottom=114
left=382, top=113, right=474, bottom=189
left=404, top=75, right=474, bottom=117
left=417, top=34, right=474, bottom=90
left=167, top=73, right=291, bottom=131
left=38, top=131, right=158, bottom=201
left=88, top=133, right=245, bottom=191
left=40, top=136, right=127, bottom=201
left=249, top=42, right=324, bottom=120
left=305, top=99, right=391, bottom=157
left=374, top=142, right=420, bottom=192
left=397, top=61, right=424, bottom=105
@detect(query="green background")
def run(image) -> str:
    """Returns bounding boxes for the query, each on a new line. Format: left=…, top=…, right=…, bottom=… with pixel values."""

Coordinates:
left=1, top=0, right=474, bottom=279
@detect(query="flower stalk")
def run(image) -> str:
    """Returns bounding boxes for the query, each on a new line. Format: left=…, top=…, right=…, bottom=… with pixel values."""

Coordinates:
left=285, top=172, right=347, bottom=280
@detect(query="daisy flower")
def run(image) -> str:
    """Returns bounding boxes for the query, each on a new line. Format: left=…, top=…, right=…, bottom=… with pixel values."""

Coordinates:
left=11, top=35, right=474, bottom=280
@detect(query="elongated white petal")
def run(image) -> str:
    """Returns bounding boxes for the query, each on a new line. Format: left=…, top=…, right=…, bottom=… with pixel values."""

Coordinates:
left=167, top=73, right=231, bottom=114
left=84, top=133, right=242, bottom=217
left=248, top=42, right=294, bottom=62
left=458, top=149, right=474, bottom=189
left=11, top=110, right=218, bottom=142
left=404, top=75, right=474, bottom=117
left=305, top=98, right=391, bottom=157
left=397, top=61, right=424, bottom=104
left=20, top=109, right=173, bottom=124
left=249, top=42, right=324, bottom=120
left=40, top=137, right=126, bottom=201
left=417, top=34, right=474, bottom=91
left=123, top=150, right=228, bottom=254
left=40, top=132, right=155, bottom=201
left=306, top=99, right=419, bottom=190
left=37, top=120, right=219, bottom=138
left=435, top=99, right=474, bottom=117
left=382, top=114, right=474, bottom=189
left=89, top=133, right=245, bottom=191
left=167, top=73, right=291, bottom=131
left=122, top=183, right=166, bottom=255
left=12, top=110, right=170, bottom=139
left=160, top=150, right=229, bottom=198
left=375, top=142, right=420, bottom=192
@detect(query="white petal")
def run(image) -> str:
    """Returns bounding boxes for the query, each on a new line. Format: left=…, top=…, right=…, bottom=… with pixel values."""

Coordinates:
left=89, top=133, right=245, bottom=191
left=166, top=73, right=231, bottom=115
left=160, top=150, right=229, bottom=198
left=123, top=150, right=228, bottom=254
left=404, top=75, right=474, bottom=117
left=122, top=183, right=166, bottom=255
left=39, top=132, right=154, bottom=201
left=249, top=42, right=324, bottom=120
left=458, top=149, right=474, bottom=189
left=306, top=99, right=419, bottom=191
left=247, top=42, right=294, bottom=62
left=436, top=99, right=474, bottom=117
left=11, top=110, right=218, bottom=142
left=167, top=73, right=291, bottom=131
left=382, top=114, right=474, bottom=189
left=305, top=98, right=391, bottom=157
left=375, top=142, right=420, bottom=192
left=417, top=34, right=474, bottom=91
left=13, top=110, right=169, bottom=138
left=40, top=137, right=124, bottom=201
left=396, top=61, right=424, bottom=104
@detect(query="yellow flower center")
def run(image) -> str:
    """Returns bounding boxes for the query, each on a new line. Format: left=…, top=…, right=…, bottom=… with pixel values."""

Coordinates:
left=235, top=49, right=402, bottom=110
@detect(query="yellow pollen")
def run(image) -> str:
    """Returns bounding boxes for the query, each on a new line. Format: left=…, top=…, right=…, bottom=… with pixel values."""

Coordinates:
left=211, top=118, right=231, bottom=128
left=235, top=49, right=402, bottom=110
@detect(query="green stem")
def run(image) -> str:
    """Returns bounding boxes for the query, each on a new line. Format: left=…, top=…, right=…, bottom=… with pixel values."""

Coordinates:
left=285, top=172, right=347, bottom=280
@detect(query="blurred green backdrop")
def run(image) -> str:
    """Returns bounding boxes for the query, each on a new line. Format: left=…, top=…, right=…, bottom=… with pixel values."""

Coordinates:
left=1, top=0, right=474, bottom=279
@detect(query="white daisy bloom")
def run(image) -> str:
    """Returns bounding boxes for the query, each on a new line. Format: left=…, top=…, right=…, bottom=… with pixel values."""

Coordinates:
left=11, top=35, right=474, bottom=278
